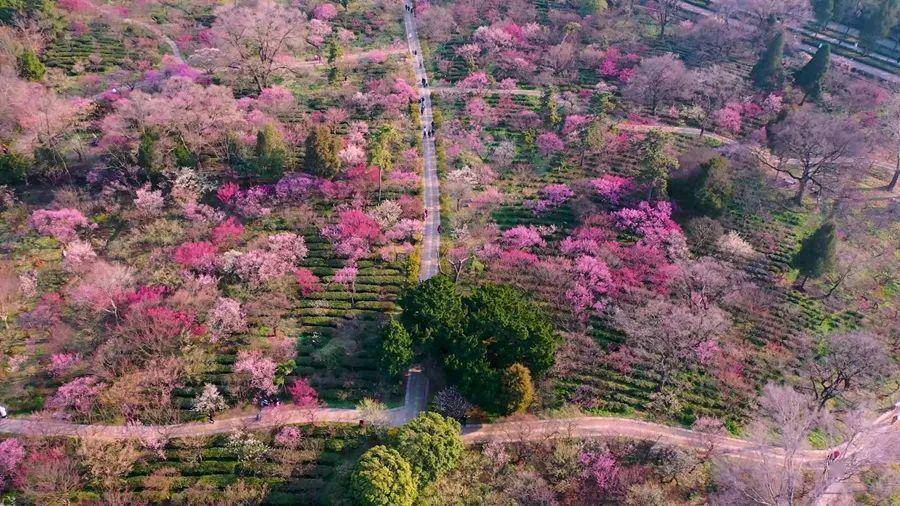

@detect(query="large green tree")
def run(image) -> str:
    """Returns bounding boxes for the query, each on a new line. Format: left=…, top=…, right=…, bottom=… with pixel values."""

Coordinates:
left=499, top=363, right=535, bottom=414
left=691, top=156, right=733, bottom=217
left=349, top=446, right=417, bottom=506
left=388, top=412, right=463, bottom=488
left=793, top=44, right=830, bottom=103
left=636, top=130, right=678, bottom=200
left=465, top=284, right=559, bottom=376
left=305, top=125, right=343, bottom=178
left=379, top=318, right=413, bottom=378
left=792, top=221, right=837, bottom=289
left=750, top=31, right=785, bottom=91
left=398, top=275, right=465, bottom=349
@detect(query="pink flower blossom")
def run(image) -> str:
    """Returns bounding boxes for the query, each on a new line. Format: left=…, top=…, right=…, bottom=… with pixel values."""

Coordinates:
left=211, top=217, right=244, bottom=246
left=590, top=175, right=634, bottom=205
left=29, top=208, right=93, bottom=243
left=288, top=378, right=319, bottom=408
left=234, top=350, right=278, bottom=397
left=313, top=3, right=338, bottom=20
left=294, top=267, right=323, bottom=296
left=46, top=376, right=105, bottom=416
left=172, top=241, right=218, bottom=272
left=49, top=353, right=80, bottom=377
left=536, top=132, right=565, bottom=155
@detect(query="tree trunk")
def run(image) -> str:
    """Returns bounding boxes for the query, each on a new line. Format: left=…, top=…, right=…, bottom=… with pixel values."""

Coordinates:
left=886, top=159, right=900, bottom=191
left=794, top=176, right=810, bottom=205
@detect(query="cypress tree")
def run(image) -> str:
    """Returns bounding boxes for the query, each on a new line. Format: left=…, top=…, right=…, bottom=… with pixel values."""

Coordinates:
left=379, top=318, right=413, bottom=378
left=750, top=31, right=785, bottom=91
left=794, top=44, right=830, bottom=103
left=859, top=0, right=899, bottom=55
left=304, top=125, right=342, bottom=178
left=792, top=221, right=837, bottom=289
left=253, top=123, right=288, bottom=177
left=812, top=0, right=834, bottom=27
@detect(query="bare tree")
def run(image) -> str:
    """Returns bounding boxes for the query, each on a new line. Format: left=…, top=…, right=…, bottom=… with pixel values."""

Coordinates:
left=877, top=95, right=900, bottom=190
left=644, top=0, right=681, bottom=39
left=717, top=0, right=812, bottom=38
left=622, top=53, right=695, bottom=114
left=712, top=384, right=821, bottom=506
left=713, top=384, right=898, bottom=506
left=762, top=110, right=868, bottom=204
left=797, top=331, right=895, bottom=409
left=614, top=298, right=731, bottom=391
left=210, top=0, right=307, bottom=93
left=688, top=66, right=745, bottom=137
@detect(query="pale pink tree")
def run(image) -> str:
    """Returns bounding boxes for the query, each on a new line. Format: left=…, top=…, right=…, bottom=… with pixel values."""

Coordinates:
left=29, top=208, right=93, bottom=243
left=206, top=297, right=247, bottom=342
left=233, top=350, right=278, bottom=400
left=211, top=0, right=307, bottom=92
left=622, top=54, right=694, bottom=114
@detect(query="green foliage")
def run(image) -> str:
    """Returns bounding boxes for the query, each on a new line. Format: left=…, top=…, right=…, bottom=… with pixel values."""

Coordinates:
left=17, top=48, right=45, bottom=81
left=792, top=221, right=837, bottom=282
left=750, top=31, right=785, bottom=91
left=636, top=130, right=677, bottom=199
left=793, top=44, right=830, bottom=100
left=398, top=280, right=558, bottom=415
left=173, top=141, right=197, bottom=168
left=388, top=412, right=463, bottom=488
left=0, top=151, right=29, bottom=185
left=859, top=0, right=899, bottom=54
left=399, top=275, right=465, bottom=348
left=812, top=0, right=834, bottom=25
left=691, top=156, right=733, bottom=217
left=305, top=125, right=343, bottom=178
left=465, top=284, right=558, bottom=376
left=349, top=446, right=417, bottom=506
left=137, top=131, right=159, bottom=174
left=575, top=0, right=608, bottom=15
left=252, top=123, right=288, bottom=178
left=370, top=124, right=401, bottom=175
left=379, top=318, right=413, bottom=378
left=499, top=364, right=534, bottom=414
left=540, top=86, right=562, bottom=128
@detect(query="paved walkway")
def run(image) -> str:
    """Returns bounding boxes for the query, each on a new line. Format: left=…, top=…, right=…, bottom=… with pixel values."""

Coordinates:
left=404, top=5, right=441, bottom=281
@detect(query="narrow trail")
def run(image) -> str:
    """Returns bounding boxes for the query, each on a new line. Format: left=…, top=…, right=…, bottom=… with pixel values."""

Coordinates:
left=404, top=6, right=441, bottom=281
left=293, top=45, right=407, bottom=69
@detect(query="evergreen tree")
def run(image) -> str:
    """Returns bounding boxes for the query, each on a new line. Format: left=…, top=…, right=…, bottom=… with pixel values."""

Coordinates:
left=379, top=318, right=413, bottom=378
left=812, top=0, right=834, bottom=27
left=692, top=156, right=733, bottom=217
left=349, top=446, right=417, bottom=506
left=0, top=151, right=29, bottom=185
left=859, top=0, right=899, bottom=55
left=499, top=364, right=534, bottom=414
left=388, top=412, right=463, bottom=488
left=636, top=130, right=678, bottom=200
left=398, top=275, right=465, bottom=349
left=792, top=221, right=837, bottom=289
left=750, top=31, right=785, bottom=91
left=17, top=49, right=45, bottom=81
left=253, top=123, right=288, bottom=177
left=137, top=131, right=159, bottom=174
left=540, top=86, right=562, bottom=128
left=794, top=44, right=830, bottom=103
left=304, top=125, right=342, bottom=178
